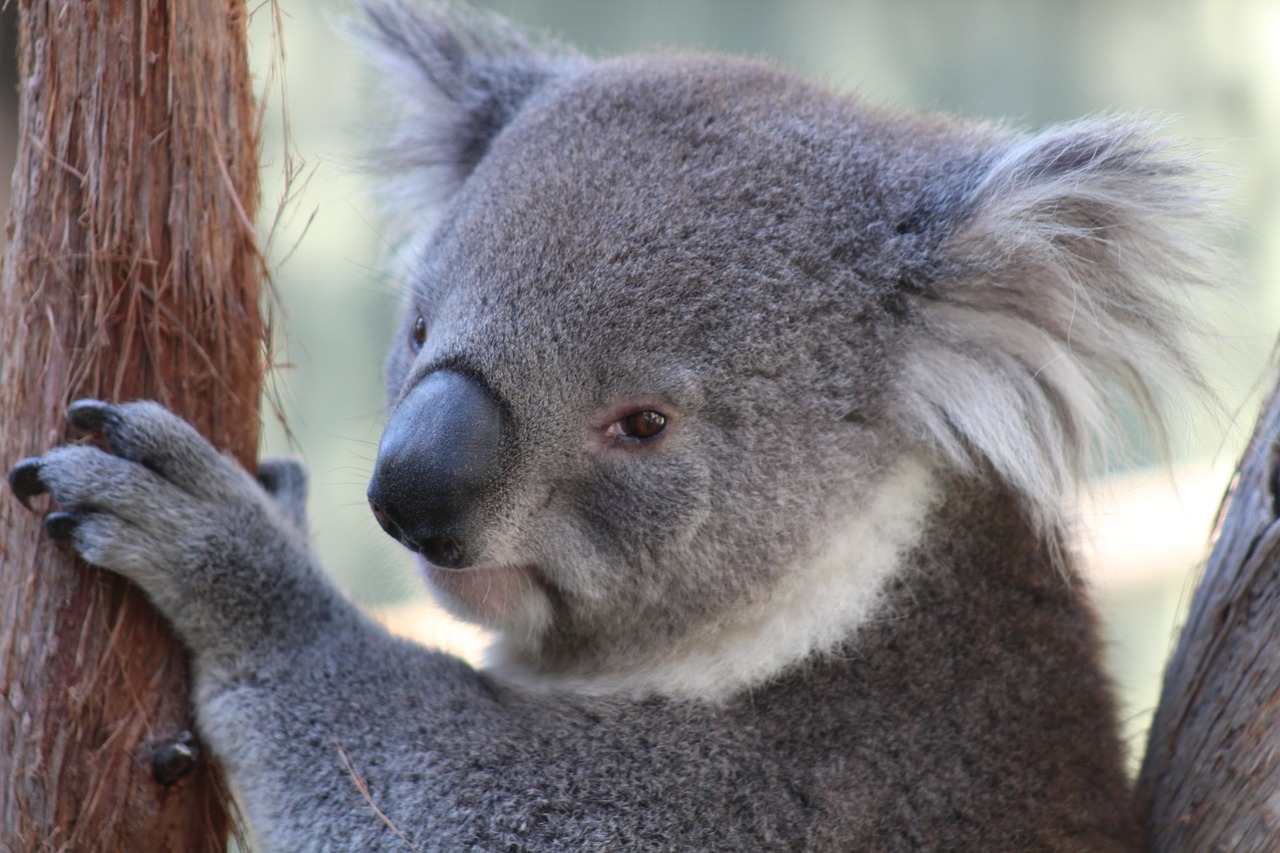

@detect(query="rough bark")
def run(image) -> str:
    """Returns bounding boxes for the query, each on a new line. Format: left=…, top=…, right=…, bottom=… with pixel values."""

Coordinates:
left=1138, top=372, right=1280, bottom=851
left=0, top=1, right=263, bottom=850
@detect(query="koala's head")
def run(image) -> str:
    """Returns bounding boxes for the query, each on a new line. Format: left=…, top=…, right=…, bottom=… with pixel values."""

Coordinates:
left=359, top=3, right=1216, bottom=692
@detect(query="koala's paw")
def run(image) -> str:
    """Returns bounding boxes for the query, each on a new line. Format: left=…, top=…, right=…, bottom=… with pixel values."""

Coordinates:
left=7, top=400, right=286, bottom=621
left=255, top=457, right=310, bottom=535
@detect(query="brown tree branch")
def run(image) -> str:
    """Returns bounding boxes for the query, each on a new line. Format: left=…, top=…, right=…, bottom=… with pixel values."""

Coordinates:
left=1139, top=369, right=1280, bottom=850
left=0, top=1, right=264, bottom=849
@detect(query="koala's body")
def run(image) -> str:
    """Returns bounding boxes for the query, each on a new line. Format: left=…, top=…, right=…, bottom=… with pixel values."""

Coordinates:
left=9, top=2, right=1224, bottom=849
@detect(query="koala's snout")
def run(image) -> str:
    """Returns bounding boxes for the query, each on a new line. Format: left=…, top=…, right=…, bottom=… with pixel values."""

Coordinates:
left=368, top=370, right=505, bottom=569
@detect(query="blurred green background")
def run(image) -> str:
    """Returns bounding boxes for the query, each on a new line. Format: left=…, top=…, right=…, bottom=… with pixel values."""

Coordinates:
left=243, top=0, right=1278, bottom=767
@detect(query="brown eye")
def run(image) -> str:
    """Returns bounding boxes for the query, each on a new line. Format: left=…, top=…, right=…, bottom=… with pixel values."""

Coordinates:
left=619, top=410, right=667, bottom=440
left=410, top=315, right=427, bottom=349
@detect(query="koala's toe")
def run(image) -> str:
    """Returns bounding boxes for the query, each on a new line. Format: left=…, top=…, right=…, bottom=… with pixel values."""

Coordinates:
left=35, top=445, right=179, bottom=517
left=44, top=508, right=166, bottom=582
left=69, top=400, right=234, bottom=498
left=256, top=458, right=308, bottom=500
left=8, top=457, right=49, bottom=509
left=43, top=510, right=82, bottom=541
left=256, top=457, right=310, bottom=533
left=67, top=398, right=115, bottom=432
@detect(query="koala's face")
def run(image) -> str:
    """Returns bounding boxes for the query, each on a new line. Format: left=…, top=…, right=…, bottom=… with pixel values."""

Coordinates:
left=363, top=5, right=1218, bottom=685
left=368, top=57, right=943, bottom=673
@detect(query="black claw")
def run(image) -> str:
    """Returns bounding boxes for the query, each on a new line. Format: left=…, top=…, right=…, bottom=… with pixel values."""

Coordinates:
left=67, top=399, right=112, bottom=432
left=8, top=458, right=48, bottom=510
left=151, top=731, right=200, bottom=787
left=43, top=511, right=81, bottom=541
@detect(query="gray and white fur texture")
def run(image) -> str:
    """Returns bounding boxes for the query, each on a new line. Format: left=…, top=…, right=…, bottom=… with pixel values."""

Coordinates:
left=9, top=1, right=1223, bottom=849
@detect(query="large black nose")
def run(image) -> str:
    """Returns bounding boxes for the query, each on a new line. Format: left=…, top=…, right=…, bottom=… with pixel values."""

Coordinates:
left=367, top=370, right=504, bottom=569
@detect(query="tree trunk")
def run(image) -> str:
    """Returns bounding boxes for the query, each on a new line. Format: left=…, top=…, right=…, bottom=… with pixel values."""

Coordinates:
left=1138, top=372, right=1280, bottom=851
left=0, top=1, right=263, bottom=850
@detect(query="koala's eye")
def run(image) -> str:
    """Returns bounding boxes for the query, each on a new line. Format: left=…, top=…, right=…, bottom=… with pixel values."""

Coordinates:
left=617, top=410, right=667, bottom=441
left=410, top=315, right=428, bottom=350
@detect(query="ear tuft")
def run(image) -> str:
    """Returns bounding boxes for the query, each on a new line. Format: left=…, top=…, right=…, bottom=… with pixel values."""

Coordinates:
left=353, top=1, right=576, bottom=237
left=899, top=117, right=1227, bottom=536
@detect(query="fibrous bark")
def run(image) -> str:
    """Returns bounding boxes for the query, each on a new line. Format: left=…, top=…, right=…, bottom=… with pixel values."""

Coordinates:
left=0, top=1, right=263, bottom=849
left=1139, top=372, right=1280, bottom=851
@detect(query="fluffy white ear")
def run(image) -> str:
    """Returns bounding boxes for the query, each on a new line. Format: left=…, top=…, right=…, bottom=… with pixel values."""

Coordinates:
left=354, top=1, right=577, bottom=235
left=899, top=117, right=1223, bottom=534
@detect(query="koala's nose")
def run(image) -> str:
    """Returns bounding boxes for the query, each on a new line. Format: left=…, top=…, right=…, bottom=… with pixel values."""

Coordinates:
left=367, top=370, right=504, bottom=569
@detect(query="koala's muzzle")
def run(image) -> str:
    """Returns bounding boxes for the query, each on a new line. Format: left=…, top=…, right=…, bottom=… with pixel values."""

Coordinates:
left=368, top=370, right=504, bottom=569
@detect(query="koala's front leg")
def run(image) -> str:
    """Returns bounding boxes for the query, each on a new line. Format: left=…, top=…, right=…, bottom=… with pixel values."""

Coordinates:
left=7, top=400, right=354, bottom=669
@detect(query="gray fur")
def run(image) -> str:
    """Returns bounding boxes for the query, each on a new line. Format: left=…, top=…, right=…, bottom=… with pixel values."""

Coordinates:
left=257, top=457, right=310, bottom=535
left=9, top=2, right=1225, bottom=848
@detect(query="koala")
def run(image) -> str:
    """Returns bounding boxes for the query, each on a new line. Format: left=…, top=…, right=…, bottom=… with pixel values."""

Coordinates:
left=8, top=2, right=1222, bottom=849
